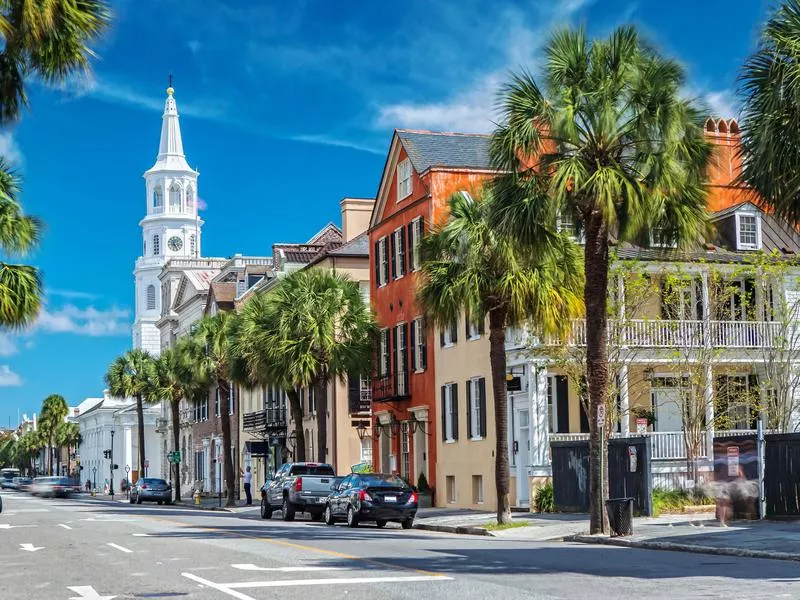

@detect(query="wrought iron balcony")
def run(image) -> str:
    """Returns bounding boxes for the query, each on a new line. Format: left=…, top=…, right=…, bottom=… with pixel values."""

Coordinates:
left=155, top=417, right=169, bottom=432
left=243, top=408, right=287, bottom=432
left=372, top=371, right=410, bottom=402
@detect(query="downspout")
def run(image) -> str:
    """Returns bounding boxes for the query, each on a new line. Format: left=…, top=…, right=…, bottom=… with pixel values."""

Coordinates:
left=331, top=255, right=338, bottom=470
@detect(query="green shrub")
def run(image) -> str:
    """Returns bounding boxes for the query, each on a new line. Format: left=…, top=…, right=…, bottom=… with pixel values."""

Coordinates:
left=652, top=487, right=714, bottom=517
left=417, top=471, right=430, bottom=492
left=534, top=481, right=554, bottom=513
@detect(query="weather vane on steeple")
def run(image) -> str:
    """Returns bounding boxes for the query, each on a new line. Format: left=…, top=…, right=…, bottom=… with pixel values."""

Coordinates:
left=167, top=72, right=174, bottom=96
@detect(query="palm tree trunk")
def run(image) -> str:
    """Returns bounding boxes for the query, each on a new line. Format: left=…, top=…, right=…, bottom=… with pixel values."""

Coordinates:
left=286, top=388, right=306, bottom=462
left=171, top=400, right=181, bottom=502
left=218, top=378, right=236, bottom=507
left=136, top=394, right=146, bottom=480
left=584, top=212, right=610, bottom=535
left=489, top=306, right=512, bottom=525
left=48, top=434, right=53, bottom=475
left=315, top=377, right=328, bottom=464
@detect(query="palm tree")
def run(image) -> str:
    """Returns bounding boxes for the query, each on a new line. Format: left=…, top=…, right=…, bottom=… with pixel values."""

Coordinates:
left=105, top=349, right=155, bottom=479
left=146, top=342, right=201, bottom=502
left=40, top=394, right=67, bottom=475
left=185, top=313, right=239, bottom=507
left=418, top=188, right=584, bottom=524
left=490, top=26, right=711, bottom=532
left=0, top=2, right=109, bottom=328
left=236, top=270, right=375, bottom=465
left=739, top=0, right=800, bottom=221
left=56, top=421, right=80, bottom=477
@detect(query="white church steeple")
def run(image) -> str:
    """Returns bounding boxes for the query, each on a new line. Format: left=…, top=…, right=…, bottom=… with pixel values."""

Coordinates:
left=132, top=83, right=204, bottom=354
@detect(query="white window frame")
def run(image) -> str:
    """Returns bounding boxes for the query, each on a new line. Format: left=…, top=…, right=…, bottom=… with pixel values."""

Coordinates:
left=556, top=210, right=584, bottom=243
left=410, top=217, right=422, bottom=272
left=360, top=438, right=373, bottom=463
left=215, top=387, right=221, bottom=417
left=468, top=317, right=481, bottom=340
left=400, top=422, right=410, bottom=479
left=444, top=383, right=455, bottom=442
left=393, top=227, right=405, bottom=279
left=377, top=237, right=388, bottom=287
left=736, top=212, right=761, bottom=250
left=443, top=321, right=457, bottom=347
left=413, top=317, right=425, bottom=372
left=396, top=323, right=407, bottom=395
left=379, top=328, right=389, bottom=377
left=472, top=474, right=484, bottom=504
left=397, top=158, right=412, bottom=201
left=153, top=234, right=160, bottom=256
left=146, top=284, right=156, bottom=311
left=650, top=226, right=677, bottom=248
left=469, top=377, right=483, bottom=440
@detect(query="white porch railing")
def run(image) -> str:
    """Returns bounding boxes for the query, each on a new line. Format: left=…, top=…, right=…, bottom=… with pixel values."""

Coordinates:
left=549, top=429, right=756, bottom=461
left=524, top=319, right=784, bottom=349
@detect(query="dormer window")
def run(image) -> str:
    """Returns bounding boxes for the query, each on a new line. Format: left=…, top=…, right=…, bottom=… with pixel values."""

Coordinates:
left=736, top=211, right=761, bottom=250
left=397, top=158, right=412, bottom=201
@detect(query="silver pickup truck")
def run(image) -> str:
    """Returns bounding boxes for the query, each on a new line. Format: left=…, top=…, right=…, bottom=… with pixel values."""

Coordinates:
left=260, top=462, right=337, bottom=521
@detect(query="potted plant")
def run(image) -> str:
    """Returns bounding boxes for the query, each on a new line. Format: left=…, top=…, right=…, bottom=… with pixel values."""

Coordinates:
left=416, top=472, right=433, bottom=508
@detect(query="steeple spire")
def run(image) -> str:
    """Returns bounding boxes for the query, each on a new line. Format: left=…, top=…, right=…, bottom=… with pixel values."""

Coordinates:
left=148, top=81, right=193, bottom=173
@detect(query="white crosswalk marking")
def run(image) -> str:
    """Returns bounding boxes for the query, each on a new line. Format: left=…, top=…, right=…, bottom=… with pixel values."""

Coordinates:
left=106, top=543, right=133, bottom=553
left=224, top=575, right=454, bottom=589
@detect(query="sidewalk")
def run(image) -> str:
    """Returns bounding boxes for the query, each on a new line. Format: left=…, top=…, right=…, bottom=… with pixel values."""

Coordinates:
left=567, top=516, right=800, bottom=563
left=414, top=508, right=591, bottom=540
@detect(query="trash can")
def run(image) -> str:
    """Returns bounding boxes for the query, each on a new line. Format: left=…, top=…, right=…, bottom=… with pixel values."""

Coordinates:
left=605, top=497, right=634, bottom=537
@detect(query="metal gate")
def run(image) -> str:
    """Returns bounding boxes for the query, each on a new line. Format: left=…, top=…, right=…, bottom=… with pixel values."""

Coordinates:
left=764, top=433, right=800, bottom=518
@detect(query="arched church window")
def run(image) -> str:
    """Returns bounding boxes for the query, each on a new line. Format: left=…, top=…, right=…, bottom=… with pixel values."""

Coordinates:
left=186, top=186, right=194, bottom=210
left=169, top=183, right=181, bottom=211
left=153, top=187, right=163, bottom=209
left=146, top=284, right=156, bottom=310
left=190, top=234, right=196, bottom=256
left=153, top=234, right=160, bottom=256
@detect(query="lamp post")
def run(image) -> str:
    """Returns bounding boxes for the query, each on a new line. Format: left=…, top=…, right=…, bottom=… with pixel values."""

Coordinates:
left=109, top=429, right=115, bottom=499
left=125, top=465, right=131, bottom=499
left=92, top=466, right=96, bottom=492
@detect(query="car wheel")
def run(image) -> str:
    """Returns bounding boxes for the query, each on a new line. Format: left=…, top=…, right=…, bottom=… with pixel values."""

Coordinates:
left=401, top=518, right=414, bottom=530
left=260, top=498, right=273, bottom=520
left=324, top=504, right=335, bottom=525
left=376, top=520, right=387, bottom=529
left=347, top=505, right=359, bottom=528
left=282, top=498, right=295, bottom=522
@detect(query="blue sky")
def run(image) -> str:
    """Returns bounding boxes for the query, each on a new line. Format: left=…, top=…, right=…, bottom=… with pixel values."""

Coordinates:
left=0, top=0, right=773, bottom=424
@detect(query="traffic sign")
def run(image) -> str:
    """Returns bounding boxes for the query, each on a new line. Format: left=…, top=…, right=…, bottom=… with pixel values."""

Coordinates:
left=597, top=404, right=606, bottom=427
left=167, top=451, right=182, bottom=464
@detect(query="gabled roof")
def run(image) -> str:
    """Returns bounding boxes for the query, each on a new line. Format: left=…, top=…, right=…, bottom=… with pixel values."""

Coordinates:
left=396, top=130, right=491, bottom=172
left=174, top=269, right=219, bottom=311
left=307, top=233, right=369, bottom=268
left=307, top=222, right=343, bottom=245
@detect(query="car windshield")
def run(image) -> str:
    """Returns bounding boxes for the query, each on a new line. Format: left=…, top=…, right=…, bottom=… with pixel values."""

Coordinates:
left=359, top=474, right=408, bottom=488
left=141, top=478, right=167, bottom=485
left=290, top=465, right=335, bottom=476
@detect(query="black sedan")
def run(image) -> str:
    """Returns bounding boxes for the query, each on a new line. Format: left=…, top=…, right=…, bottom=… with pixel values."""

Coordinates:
left=324, top=473, right=417, bottom=529
left=130, top=478, right=172, bottom=505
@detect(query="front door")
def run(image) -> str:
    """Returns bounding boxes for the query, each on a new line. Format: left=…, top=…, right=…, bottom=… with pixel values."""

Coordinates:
left=515, top=407, right=530, bottom=505
left=652, top=388, right=683, bottom=432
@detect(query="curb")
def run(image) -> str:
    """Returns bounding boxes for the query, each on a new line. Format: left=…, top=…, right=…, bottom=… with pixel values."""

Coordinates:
left=414, top=523, right=494, bottom=536
left=565, top=534, right=800, bottom=563
left=80, top=495, right=235, bottom=512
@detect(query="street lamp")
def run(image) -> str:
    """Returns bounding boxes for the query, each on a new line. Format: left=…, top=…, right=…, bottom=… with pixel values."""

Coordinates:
left=92, top=466, right=96, bottom=492
left=109, top=429, right=115, bottom=499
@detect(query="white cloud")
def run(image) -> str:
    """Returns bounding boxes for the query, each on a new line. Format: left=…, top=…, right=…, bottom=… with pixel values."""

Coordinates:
left=290, top=134, right=384, bottom=155
left=705, top=90, right=738, bottom=119
left=0, top=365, right=22, bottom=387
left=0, top=333, right=17, bottom=357
left=0, top=132, right=23, bottom=166
left=35, top=305, right=130, bottom=337
left=48, top=288, right=100, bottom=301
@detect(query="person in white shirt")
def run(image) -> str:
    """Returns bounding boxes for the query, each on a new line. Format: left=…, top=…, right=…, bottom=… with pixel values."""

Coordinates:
left=241, top=466, right=253, bottom=506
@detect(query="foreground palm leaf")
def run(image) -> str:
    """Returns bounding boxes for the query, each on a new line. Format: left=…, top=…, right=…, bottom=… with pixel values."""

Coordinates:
left=418, top=187, right=583, bottom=524
left=490, top=26, right=710, bottom=533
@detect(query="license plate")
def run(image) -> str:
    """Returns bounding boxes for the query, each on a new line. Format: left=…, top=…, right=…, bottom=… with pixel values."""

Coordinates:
left=384, top=496, right=397, bottom=503
left=318, top=497, right=326, bottom=503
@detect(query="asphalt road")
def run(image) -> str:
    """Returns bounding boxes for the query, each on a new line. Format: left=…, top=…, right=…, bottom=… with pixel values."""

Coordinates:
left=1, top=490, right=798, bottom=600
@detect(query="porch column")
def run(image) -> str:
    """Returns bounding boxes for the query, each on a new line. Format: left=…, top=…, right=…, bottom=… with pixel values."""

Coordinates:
left=704, top=363, right=714, bottom=457
left=619, top=364, right=630, bottom=436
left=530, top=363, right=549, bottom=466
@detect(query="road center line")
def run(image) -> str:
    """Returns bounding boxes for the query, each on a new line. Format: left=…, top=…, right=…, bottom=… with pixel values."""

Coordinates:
left=224, top=575, right=454, bottom=589
left=58, top=524, right=72, bottom=530
left=106, top=543, right=133, bottom=553
left=232, top=563, right=343, bottom=572
left=181, top=573, right=255, bottom=600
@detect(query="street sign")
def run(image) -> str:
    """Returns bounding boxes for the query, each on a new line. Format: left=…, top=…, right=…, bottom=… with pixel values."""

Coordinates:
left=167, top=451, right=182, bottom=464
left=597, top=404, right=606, bottom=427
left=636, top=418, right=647, bottom=434
left=727, top=446, right=740, bottom=477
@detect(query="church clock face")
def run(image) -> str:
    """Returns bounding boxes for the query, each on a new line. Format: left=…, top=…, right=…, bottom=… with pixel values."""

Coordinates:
left=168, top=236, right=183, bottom=251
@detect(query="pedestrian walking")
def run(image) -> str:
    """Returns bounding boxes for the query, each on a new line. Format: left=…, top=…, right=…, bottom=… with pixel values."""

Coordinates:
left=241, top=466, right=252, bottom=506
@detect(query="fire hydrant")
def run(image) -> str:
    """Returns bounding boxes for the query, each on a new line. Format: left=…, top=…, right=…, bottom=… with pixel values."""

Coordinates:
left=193, top=489, right=201, bottom=505
left=91, top=488, right=96, bottom=497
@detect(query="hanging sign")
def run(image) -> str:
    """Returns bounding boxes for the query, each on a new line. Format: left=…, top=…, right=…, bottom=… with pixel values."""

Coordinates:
left=727, top=447, right=740, bottom=477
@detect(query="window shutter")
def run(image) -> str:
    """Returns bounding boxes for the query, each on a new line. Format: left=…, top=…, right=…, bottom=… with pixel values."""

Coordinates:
left=451, top=319, right=458, bottom=344
left=390, top=233, right=397, bottom=280
left=392, top=326, right=398, bottom=390
left=420, top=318, right=427, bottom=370
left=441, top=386, right=447, bottom=442
left=465, top=313, right=471, bottom=339
left=399, top=228, right=407, bottom=275
left=374, top=241, right=380, bottom=285
left=556, top=376, right=569, bottom=434
left=410, top=319, right=417, bottom=371
left=466, top=380, right=473, bottom=439
left=347, top=372, right=360, bottom=414
left=407, top=223, right=415, bottom=272
left=452, top=383, right=459, bottom=440
left=479, top=378, right=487, bottom=438
left=478, top=315, right=485, bottom=335
left=383, top=329, right=391, bottom=376
left=440, top=327, right=445, bottom=347
left=402, top=322, right=409, bottom=387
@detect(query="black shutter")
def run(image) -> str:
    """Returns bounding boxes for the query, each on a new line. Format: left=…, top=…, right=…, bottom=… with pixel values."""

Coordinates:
left=466, top=380, right=473, bottom=439
left=440, top=327, right=445, bottom=347
left=465, top=312, right=471, bottom=340
left=478, top=314, right=485, bottom=335
left=410, top=319, right=417, bottom=371
left=403, top=322, right=409, bottom=389
left=452, top=383, right=459, bottom=440
left=441, top=386, right=447, bottom=442
left=479, top=377, right=487, bottom=438
left=374, top=241, right=380, bottom=285
left=420, top=318, right=428, bottom=370
left=347, top=371, right=360, bottom=414
left=407, top=223, right=415, bottom=271
left=383, top=329, right=390, bottom=376
left=390, top=233, right=397, bottom=280
left=451, top=319, right=458, bottom=344
left=392, top=326, right=398, bottom=390
left=556, top=376, right=569, bottom=433
left=400, top=227, right=407, bottom=275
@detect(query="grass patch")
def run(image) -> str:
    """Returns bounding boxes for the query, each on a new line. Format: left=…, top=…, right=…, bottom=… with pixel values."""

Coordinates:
left=652, top=487, right=714, bottom=517
left=484, top=520, right=531, bottom=531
